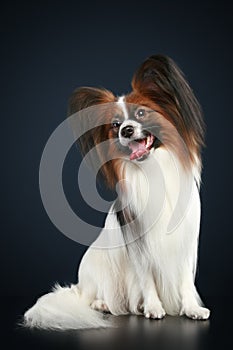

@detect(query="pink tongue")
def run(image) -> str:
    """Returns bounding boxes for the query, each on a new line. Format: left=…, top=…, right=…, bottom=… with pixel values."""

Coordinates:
left=129, top=139, right=149, bottom=160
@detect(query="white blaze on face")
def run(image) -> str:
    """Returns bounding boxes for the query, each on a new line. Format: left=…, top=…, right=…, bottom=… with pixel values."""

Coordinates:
left=117, top=96, right=129, bottom=120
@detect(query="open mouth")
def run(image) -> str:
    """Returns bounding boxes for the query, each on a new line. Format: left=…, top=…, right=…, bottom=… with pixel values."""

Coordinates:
left=128, top=133, right=155, bottom=161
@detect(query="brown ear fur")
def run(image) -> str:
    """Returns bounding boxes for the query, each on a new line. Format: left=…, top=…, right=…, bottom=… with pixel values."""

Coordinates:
left=68, top=87, right=115, bottom=115
left=67, top=86, right=115, bottom=155
left=67, top=87, right=118, bottom=188
left=131, top=55, right=205, bottom=164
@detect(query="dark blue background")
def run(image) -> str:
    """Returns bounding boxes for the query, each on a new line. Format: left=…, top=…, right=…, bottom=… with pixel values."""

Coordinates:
left=1, top=0, right=233, bottom=299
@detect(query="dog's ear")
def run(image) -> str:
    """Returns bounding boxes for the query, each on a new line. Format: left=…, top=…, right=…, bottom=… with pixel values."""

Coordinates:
left=131, top=55, right=197, bottom=112
left=132, top=55, right=205, bottom=160
left=68, top=87, right=115, bottom=116
left=67, top=87, right=115, bottom=149
left=67, top=87, right=116, bottom=185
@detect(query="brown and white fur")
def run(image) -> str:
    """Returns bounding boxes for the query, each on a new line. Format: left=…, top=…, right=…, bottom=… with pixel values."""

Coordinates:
left=24, top=55, right=210, bottom=330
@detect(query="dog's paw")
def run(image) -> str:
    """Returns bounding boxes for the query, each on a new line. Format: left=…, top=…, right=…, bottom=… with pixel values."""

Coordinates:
left=91, top=299, right=110, bottom=313
left=181, top=306, right=210, bottom=320
left=144, top=304, right=166, bottom=319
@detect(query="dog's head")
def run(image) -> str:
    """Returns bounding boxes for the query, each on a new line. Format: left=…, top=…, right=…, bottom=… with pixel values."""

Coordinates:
left=68, top=55, right=204, bottom=188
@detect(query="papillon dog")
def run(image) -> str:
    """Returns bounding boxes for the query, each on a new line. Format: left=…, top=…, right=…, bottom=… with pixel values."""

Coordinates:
left=24, top=55, right=210, bottom=330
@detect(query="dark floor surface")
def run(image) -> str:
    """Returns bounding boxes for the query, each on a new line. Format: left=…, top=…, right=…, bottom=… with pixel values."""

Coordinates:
left=1, top=296, right=232, bottom=350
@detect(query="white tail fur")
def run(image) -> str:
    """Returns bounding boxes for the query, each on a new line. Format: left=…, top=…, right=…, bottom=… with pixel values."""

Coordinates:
left=23, top=284, right=111, bottom=330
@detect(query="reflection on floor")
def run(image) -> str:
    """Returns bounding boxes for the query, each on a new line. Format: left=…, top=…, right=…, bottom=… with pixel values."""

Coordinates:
left=3, top=296, right=231, bottom=350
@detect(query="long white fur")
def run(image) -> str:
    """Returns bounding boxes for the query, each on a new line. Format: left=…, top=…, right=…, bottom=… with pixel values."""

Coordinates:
left=24, top=145, right=210, bottom=330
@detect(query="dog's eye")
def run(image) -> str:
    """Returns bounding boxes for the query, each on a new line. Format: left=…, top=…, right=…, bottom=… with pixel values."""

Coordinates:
left=135, top=108, right=146, bottom=119
left=112, top=120, right=121, bottom=129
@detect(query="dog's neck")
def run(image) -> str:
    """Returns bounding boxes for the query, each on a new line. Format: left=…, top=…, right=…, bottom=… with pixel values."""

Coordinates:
left=115, top=148, right=195, bottom=239
left=114, top=154, right=160, bottom=236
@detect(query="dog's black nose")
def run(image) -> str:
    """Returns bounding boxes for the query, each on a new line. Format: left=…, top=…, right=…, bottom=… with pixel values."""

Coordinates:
left=121, top=125, right=134, bottom=138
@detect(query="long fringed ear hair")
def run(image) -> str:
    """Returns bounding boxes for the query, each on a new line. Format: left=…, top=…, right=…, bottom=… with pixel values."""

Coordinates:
left=68, top=86, right=115, bottom=155
left=67, top=87, right=118, bottom=188
left=131, top=55, right=205, bottom=166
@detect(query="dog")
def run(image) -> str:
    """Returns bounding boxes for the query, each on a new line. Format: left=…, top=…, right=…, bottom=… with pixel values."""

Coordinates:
left=24, top=55, right=210, bottom=330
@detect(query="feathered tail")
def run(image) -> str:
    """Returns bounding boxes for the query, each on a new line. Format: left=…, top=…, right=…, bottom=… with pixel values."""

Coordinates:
left=23, top=284, right=111, bottom=330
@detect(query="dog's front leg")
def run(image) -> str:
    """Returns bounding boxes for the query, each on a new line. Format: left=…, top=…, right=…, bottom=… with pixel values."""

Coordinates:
left=180, top=266, right=210, bottom=320
left=140, top=269, right=166, bottom=319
